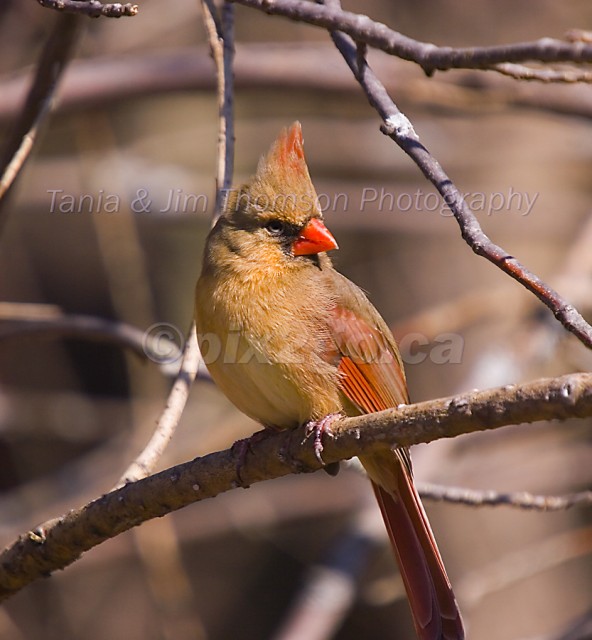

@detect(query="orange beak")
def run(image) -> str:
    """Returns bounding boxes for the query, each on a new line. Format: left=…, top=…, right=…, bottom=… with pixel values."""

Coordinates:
left=292, top=218, right=338, bottom=256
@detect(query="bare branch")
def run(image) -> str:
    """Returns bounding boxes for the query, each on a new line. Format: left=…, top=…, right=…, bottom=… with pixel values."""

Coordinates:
left=0, top=302, right=196, bottom=378
left=37, top=0, right=138, bottom=18
left=231, top=0, right=592, bottom=76
left=328, top=29, right=592, bottom=349
left=492, top=63, right=592, bottom=83
left=116, top=325, right=200, bottom=486
left=417, top=483, right=592, bottom=511
left=0, top=14, right=81, bottom=233
left=201, top=0, right=235, bottom=221
left=0, top=372, right=591, bottom=602
left=114, top=0, right=237, bottom=490
left=0, top=302, right=147, bottom=355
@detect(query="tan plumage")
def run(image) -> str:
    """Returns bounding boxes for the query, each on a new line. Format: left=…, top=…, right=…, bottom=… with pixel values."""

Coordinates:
left=195, top=122, right=464, bottom=639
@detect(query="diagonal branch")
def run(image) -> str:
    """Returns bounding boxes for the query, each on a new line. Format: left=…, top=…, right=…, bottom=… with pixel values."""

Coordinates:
left=231, top=0, right=592, bottom=76
left=0, top=372, right=591, bottom=602
left=115, top=324, right=201, bottom=486
left=0, top=14, right=81, bottom=232
left=327, top=29, right=592, bottom=349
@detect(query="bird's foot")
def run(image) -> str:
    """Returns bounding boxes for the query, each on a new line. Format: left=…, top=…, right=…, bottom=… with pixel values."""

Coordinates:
left=303, top=412, right=342, bottom=469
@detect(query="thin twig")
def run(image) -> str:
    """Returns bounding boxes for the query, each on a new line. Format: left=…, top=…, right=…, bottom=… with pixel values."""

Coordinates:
left=328, top=29, right=592, bottom=349
left=417, top=483, right=592, bottom=511
left=201, top=0, right=235, bottom=221
left=231, top=0, right=592, bottom=76
left=0, top=372, right=591, bottom=602
left=37, top=0, right=138, bottom=17
left=114, top=1, right=236, bottom=487
left=492, top=63, right=592, bottom=83
left=0, top=14, right=81, bottom=233
left=116, top=325, right=201, bottom=486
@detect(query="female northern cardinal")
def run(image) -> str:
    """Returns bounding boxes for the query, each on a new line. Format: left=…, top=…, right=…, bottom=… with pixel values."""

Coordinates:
left=195, top=122, right=464, bottom=639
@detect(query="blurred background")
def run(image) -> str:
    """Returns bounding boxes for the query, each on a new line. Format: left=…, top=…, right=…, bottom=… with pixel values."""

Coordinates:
left=1, top=1, right=591, bottom=638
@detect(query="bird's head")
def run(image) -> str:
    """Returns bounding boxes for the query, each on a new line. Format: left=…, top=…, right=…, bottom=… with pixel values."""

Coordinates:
left=213, top=122, right=338, bottom=270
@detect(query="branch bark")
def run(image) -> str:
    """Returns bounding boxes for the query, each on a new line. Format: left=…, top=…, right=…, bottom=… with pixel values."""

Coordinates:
left=37, top=0, right=138, bottom=17
left=231, top=0, right=592, bottom=76
left=417, top=483, right=592, bottom=511
left=115, top=325, right=201, bottom=486
left=201, top=0, right=236, bottom=221
left=1, top=372, right=591, bottom=602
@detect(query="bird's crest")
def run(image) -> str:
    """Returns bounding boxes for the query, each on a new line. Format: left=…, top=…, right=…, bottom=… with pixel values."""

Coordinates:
left=256, top=121, right=309, bottom=183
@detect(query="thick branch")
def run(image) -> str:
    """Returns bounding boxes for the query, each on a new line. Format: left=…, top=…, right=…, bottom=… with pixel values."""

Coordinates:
left=1, top=373, right=591, bottom=602
left=231, top=0, right=592, bottom=75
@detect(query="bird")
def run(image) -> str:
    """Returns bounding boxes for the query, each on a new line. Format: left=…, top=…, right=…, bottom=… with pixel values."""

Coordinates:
left=195, top=122, right=464, bottom=639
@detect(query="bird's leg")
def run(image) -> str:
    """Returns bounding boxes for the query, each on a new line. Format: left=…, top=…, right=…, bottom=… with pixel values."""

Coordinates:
left=303, top=412, right=342, bottom=469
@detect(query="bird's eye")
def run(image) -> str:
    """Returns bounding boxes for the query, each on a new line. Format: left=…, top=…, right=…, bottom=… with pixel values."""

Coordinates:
left=265, top=220, right=285, bottom=236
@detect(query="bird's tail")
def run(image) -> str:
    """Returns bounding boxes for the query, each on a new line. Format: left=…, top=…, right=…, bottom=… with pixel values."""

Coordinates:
left=361, top=450, right=464, bottom=640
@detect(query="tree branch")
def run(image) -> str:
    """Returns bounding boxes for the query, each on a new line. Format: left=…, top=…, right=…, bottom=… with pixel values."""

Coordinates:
left=0, top=14, right=81, bottom=233
left=231, top=0, right=592, bottom=76
left=201, top=0, right=236, bottom=221
left=0, top=302, right=203, bottom=378
left=115, top=324, right=200, bottom=486
left=492, top=62, right=592, bottom=83
left=417, top=483, right=592, bottom=511
left=327, top=29, right=592, bottom=349
left=1, top=372, right=591, bottom=602
left=37, top=0, right=138, bottom=18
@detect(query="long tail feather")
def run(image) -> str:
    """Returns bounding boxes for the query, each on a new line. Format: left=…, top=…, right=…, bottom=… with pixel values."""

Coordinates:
left=361, top=451, right=464, bottom=640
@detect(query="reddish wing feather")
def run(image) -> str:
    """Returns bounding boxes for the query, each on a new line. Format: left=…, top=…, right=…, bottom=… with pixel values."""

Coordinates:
left=327, top=304, right=464, bottom=640
left=329, top=305, right=409, bottom=411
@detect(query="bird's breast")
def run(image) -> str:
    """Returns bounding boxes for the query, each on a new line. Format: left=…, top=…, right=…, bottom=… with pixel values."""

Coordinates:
left=195, top=268, right=343, bottom=429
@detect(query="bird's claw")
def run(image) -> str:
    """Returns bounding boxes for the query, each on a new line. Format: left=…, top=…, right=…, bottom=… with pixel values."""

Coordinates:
left=303, top=412, right=342, bottom=466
